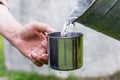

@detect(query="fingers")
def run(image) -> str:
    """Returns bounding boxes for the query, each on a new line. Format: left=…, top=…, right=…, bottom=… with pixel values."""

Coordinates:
left=31, top=59, right=43, bottom=67
left=40, top=54, right=48, bottom=64
left=40, top=40, right=47, bottom=50
left=31, top=51, right=48, bottom=67
left=31, top=21, right=55, bottom=33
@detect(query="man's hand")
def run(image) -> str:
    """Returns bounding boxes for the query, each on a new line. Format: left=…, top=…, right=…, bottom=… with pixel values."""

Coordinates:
left=14, top=22, right=54, bottom=66
left=0, top=4, right=55, bottom=66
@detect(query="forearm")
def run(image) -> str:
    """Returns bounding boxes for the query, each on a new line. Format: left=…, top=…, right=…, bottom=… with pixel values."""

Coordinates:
left=0, top=4, right=23, bottom=45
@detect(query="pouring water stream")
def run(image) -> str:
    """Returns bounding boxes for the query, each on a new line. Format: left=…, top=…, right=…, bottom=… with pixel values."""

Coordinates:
left=61, top=0, right=96, bottom=36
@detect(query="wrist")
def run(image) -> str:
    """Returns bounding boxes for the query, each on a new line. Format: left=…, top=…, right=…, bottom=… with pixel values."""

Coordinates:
left=0, top=0, right=9, bottom=8
left=0, top=4, right=9, bottom=34
left=1, top=23, right=23, bottom=46
left=0, top=4, right=23, bottom=46
left=0, top=3, right=8, bottom=11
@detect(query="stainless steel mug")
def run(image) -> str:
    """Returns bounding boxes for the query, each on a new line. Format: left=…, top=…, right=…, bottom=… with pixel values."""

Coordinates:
left=47, top=32, right=83, bottom=71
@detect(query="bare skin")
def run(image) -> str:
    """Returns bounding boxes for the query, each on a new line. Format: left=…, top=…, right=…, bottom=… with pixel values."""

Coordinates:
left=0, top=4, right=54, bottom=66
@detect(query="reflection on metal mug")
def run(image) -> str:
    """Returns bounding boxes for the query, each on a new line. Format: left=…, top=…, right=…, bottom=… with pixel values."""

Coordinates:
left=47, top=32, right=83, bottom=71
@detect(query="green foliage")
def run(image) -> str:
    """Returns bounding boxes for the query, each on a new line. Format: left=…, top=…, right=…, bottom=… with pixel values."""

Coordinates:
left=0, top=36, right=4, bottom=62
left=7, top=71, right=59, bottom=80
left=0, top=36, right=6, bottom=76
left=67, top=73, right=77, bottom=80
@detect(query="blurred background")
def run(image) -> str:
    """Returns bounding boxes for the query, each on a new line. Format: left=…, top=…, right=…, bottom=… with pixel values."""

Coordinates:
left=1, top=0, right=120, bottom=80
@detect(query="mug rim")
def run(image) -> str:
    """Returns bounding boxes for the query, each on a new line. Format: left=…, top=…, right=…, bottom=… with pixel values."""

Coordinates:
left=47, top=32, right=83, bottom=39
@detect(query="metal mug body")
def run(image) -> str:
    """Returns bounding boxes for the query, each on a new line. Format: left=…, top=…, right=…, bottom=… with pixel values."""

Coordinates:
left=47, top=32, right=83, bottom=71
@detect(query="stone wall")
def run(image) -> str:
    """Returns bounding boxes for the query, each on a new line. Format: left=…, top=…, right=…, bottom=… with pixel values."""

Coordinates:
left=4, top=0, right=120, bottom=78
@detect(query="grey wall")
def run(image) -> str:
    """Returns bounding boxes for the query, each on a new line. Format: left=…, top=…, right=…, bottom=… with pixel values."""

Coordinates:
left=4, top=0, right=120, bottom=78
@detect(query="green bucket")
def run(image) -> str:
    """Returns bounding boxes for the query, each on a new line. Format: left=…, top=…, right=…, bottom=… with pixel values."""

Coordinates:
left=71, top=0, right=120, bottom=40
